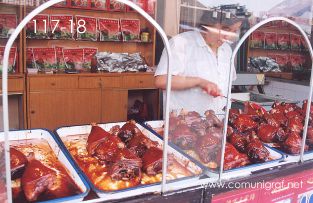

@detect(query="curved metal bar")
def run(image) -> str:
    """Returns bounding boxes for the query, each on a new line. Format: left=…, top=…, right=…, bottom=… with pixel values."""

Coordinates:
left=219, top=16, right=313, bottom=180
left=2, top=0, right=173, bottom=199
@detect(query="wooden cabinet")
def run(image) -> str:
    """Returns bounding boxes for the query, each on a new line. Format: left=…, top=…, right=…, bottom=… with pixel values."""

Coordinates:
left=28, top=89, right=101, bottom=129
left=27, top=73, right=158, bottom=130
left=101, top=89, right=128, bottom=123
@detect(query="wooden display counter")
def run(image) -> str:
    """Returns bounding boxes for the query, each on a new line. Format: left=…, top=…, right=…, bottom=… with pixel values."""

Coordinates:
left=26, top=72, right=159, bottom=130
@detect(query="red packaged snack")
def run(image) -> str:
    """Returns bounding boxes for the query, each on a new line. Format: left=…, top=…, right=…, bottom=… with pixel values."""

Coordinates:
left=250, top=31, right=264, bottom=48
left=147, top=0, right=155, bottom=14
left=32, top=48, right=56, bottom=72
left=276, top=54, right=289, bottom=69
left=108, top=0, right=125, bottom=11
left=50, top=15, right=74, bottom=40
left=83, top=48, right=98, bottom=69
left=290, top=34, right=301, bottom=50
left=127, top=0, right=146, bottom=12
left=277, top=33, right=290, bottom=50
left=264, top=32, right=277, bottom=49
left=91, top=0, right=107, bottom=10
left=55, top=47, right=66, bottom=71
left=63, top=48, right=84, bottom=70
left=120, top=19, right=140, bottom=41
left=26, top=15, right=49, bottom=39
left=290, top=54, right=302, bottom=70
left=0, top=14, right=17, bottom=38
left=300, top=36, right=308, bottom=51
left=53, top=0, right=68, bottom=7
left=26, top=48, right=34, bottom=69
left=71, top=0, right=89, bottom=8
left=98, top=18, right=121, bottom=41
left=0, top=46, right=17, bottom=73
left=76, top=15, right=97, bottom=41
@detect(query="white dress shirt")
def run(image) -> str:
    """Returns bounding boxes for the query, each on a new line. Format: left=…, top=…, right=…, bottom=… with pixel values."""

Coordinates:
left=155, top=30, right=236, bottom=116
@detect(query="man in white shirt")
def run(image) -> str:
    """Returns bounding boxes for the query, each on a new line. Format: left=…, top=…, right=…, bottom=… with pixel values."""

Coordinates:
left=155, top=11, right=242, bottom=115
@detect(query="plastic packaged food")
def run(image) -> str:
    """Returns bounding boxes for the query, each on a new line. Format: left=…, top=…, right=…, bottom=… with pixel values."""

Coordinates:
left=71, top=0, right=89, bottom=8
left=0, top=46, right=17, bottom=73
left=290, top=34, right=301, bottom=50
left=277, top=33, right=290, bottom=50
left=250, top=31, right=264, bottom=48
left=50, top=15, right=74, bottom=40
left=55, top=47, right=66, bottom=71
left=63, top=48, right=84, bottom=71
left=109, top=0, right=125, bottom=11
left=120, top=19, right=140, bottom=41
left=26, top=15, right=49, bottom=39
left=264, top=32, right=277, bottom=49
left=91, top=0, right=107, bottom=10
left=83, top=48, right=98, bottom=69
left=76, top=15, right=97, bottom=41
left=0, top=14, right=17, bottom=38
left=98, top=18, right=121, bottom=41
left=32, top=48, right=57, bottom=72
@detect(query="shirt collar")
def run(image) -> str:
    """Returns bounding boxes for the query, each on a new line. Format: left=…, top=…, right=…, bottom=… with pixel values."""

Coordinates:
left=195, top=31, right=208, bottom=48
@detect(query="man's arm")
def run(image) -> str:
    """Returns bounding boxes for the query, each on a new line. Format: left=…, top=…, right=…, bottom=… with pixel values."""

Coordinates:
left=154, top=75, right=222, bottom=97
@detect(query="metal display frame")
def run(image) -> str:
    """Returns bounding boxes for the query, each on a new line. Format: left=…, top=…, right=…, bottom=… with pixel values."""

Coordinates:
left=2, top=1, right=313, bottom=203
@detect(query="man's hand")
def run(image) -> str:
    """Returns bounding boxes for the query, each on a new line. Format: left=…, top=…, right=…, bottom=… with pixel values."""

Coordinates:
left=199, top=79, right=222, bottom=97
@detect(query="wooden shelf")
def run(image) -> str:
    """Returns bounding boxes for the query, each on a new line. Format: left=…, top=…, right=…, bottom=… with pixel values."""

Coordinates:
left=249, top=47, right=309, bottom=54
left=26, top=38, right=153, bottom=44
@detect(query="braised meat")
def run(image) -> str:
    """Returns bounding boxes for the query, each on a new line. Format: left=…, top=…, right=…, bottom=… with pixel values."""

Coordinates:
left=302, top=100, right=313, bottom=115
left=87, top=125, right=125, bottom=163
left=142, top=147, right=163, bottom=176
left=205, top=110, right=223, bottom=128
left=244, top=102, right=267, bottom=117
left=283, top=132, right=308, bottom=154
left=171, top=124, right=197, bottom=150
left=224, top=143, right=250, bottom=170
left=190, top=120, right=208, bottom=137
left=263, top=113, right=286, bottom=127
left=287, top=116, right=304, bottom=135
left=110, top=148, right=142, bottom=182
left=184, top=111, right=202, bottom=126
left=128, top=132, right=157, bottom=157
left=21, top=160, right=56, bottom=202
left=271, top=102, right=297, bottom=114
left=10, top=148, right=28, bottom=180
left=118, top=120, right=141, bottom=144
left=232, top=114, right=258, bottom=132
left=246, top=135, right=270, bottom=163
left=307, top=126, right=313, bottom=145
left=257, top=124, right=286, bottom=143
left=196, top=131, right=221, bottom=163
left=228, top=133, right=248, bottom=153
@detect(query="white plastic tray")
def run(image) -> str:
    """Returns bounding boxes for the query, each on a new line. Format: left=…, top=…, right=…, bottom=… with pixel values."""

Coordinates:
left=0, top=129, right=89, bottom=203
left=55, top=122, right=203, bottom=201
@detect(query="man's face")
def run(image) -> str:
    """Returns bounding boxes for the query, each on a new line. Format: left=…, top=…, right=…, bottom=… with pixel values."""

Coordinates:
left=202, top=21, right=242, bottom=46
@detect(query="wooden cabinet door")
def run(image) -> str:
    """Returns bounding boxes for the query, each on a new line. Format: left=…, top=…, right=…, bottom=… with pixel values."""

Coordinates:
left=101, top=89, right=128, bottom=123
left=29, top=90, right=101, bottom=130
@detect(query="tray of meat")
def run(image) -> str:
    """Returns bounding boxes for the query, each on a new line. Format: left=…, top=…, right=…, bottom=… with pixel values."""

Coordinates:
left=142, top=109, right=284, bottom=178
left=231, top=101, right=313, bottom=162
left=0, top=129, right=89, bottom=203
left=54, top=120, right=203, bottom=201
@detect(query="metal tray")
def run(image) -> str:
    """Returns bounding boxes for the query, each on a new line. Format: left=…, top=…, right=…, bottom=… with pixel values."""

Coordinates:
left=142, top=120, right=285, bottom=179
left=54, top=122, right=204, bottom=201
left=0, top=129, right=90, bottom=203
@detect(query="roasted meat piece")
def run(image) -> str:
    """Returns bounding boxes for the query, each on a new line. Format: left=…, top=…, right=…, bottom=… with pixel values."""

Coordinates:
left=232, top=114, right=258, bottom=132
left=10, top=148, right=28, bottom=180
left=224, top=143, right=250, bottom=170
left=228, top=133, right=248, bottom=153
left=283, top=132, right=308, bottom=154
left=87, top=125, right=124, bottom=163
left=110, top=148, right=142, bottom=181
left=287, top=116, right=304, bottom=135
left=21, top=160, right=56, bottom=202
left=196, top=131, right=221, bottom=163
left=183, top=111, right=202, bottom=126
left=228, top=109, right=241, bottom=124
left=257, top=124, right=286, bottom=143
left=205, top=110, right=223, bottom=128
left=171, top=124, right=197, bottom=150
left=302, top=100, right=313, bottom=115
left=118, top=120, right=141, bottom=144
left=307, top=126, right=313, bottom=145
left=142, top=147, right=163, bottom=176
left=244, top=102, right=267, bottom=117
left=227, top=125, right=234, bottom=137
left=128, top=132, right=157, bottom=157
left=271, top=102, right=297, bottom=114
left=264, top=113, right=287, bottom=127
left=246, top=135, right=270, bottom=163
